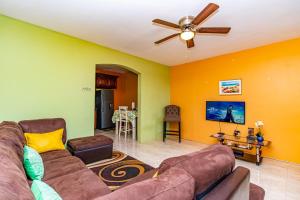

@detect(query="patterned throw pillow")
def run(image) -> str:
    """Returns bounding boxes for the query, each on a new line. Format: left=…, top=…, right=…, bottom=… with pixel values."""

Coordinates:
left=23, top=145, right=44, bottom=180
left=31, top=180, right=62, bottom=200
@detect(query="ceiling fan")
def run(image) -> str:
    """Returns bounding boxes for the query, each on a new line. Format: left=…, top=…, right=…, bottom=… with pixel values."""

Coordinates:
left=152, top=3, right=231, bottom=48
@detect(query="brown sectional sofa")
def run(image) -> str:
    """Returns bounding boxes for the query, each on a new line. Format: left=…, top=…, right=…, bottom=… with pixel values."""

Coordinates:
left=0, top=120, right=111, bottom=200
left=0, top=118, right=264, bottom=200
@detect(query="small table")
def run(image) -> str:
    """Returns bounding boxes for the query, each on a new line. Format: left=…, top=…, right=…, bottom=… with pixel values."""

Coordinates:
left=112, top=110, right=137, bottom=140
left=210, top=133, right=271, bottom=165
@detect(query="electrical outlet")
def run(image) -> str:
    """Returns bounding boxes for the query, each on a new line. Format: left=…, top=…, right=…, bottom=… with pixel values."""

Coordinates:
left=82, top=87, right=92, bottom=92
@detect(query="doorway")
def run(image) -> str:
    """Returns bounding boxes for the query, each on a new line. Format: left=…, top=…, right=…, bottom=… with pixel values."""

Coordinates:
left=94, top=64, right=139, bottom=140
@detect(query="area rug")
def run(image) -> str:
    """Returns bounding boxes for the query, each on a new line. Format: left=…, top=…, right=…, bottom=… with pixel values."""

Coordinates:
left=86, top=151, right=154, bottom=191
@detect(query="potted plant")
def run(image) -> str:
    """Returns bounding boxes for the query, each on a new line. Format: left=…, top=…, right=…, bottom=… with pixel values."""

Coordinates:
left=255, top=121, right=264, bottom=143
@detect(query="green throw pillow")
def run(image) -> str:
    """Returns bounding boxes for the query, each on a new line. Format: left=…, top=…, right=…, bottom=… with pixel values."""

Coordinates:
left=23, top=145, right=44, bottom=180
left=31, top=180, right=62, bottom=200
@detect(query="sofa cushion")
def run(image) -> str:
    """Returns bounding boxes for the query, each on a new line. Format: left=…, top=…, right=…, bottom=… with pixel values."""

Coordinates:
left=0, top=153, right=34, bottom=200
left=97, top=167, right=195, bottom=200
left=45, top=168, right=111, bottom=200
left=158, top=144, right=235, bottom=195
left=23, top=145, right=45, bottom=180
left=0, top=121, right=26, bottom=161
left=0, top=141, right=25, bottom=173
left=19, top=118, right=67, bottom=144
left=0, top=121, right=26, bottom=145
left=31, top=180, right=62, bottom=200
left=40, top=150, right=71, bottom=162
left=43, top=156, right=86, bottom=181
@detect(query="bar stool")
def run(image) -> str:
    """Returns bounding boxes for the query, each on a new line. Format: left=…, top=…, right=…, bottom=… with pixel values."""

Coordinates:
left=163, top=105, right=181, bottom=143
left=118, top=106, right=132, bottom=140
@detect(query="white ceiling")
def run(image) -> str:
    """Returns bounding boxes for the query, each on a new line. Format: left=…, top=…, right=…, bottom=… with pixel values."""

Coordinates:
left=1, top=0, right=300, bottom=66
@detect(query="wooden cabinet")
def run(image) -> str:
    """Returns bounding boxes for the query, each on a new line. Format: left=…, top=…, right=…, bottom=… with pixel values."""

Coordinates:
left=96, top=73, right=118, bottom=89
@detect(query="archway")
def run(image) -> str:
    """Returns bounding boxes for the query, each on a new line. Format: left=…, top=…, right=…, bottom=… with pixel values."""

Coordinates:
left=94, top=64, right=140, bottom=141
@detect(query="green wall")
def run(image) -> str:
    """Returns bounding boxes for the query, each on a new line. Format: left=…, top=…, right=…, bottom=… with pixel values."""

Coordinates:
left=0, top=15, right=170, bottom=142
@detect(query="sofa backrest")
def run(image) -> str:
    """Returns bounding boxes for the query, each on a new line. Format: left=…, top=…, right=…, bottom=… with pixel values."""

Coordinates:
left=0, top=121, right=34, bottom=200
left=158, top=144, right=235, bottom=196
left=0, top=121, right=26, bottom=165
left=19, top=118, right=67, bottom=144
left=97, top=167, right=195, bottom=200
left=0, top=121, right=26, bottom=145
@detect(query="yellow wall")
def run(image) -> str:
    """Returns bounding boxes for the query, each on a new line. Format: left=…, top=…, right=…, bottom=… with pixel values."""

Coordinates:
left=171, top=38, right=300, bottom=164
left=0, top=15, right=169, bottom=142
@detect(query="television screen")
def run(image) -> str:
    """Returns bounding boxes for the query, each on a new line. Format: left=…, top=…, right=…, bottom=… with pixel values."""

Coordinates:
left=206, top=101, right=245, bottom=124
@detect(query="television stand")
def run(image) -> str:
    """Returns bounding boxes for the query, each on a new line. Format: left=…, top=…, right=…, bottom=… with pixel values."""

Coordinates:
left=210, top=133, right=271, bottom=166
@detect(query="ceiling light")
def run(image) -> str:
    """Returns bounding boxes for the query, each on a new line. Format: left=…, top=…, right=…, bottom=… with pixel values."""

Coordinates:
left=180, top=29, right=195, bottom=41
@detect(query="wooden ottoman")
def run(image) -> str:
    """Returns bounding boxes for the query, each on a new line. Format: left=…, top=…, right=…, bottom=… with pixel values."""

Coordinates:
left=67, top=135, right=113, bottom=164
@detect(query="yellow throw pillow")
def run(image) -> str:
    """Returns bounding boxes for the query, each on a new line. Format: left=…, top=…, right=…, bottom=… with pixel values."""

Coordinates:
left=24, top=129, right=65, bottom=153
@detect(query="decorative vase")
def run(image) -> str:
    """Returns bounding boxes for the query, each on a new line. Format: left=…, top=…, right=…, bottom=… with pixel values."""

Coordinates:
left=256, top=135, right=264, bottom=143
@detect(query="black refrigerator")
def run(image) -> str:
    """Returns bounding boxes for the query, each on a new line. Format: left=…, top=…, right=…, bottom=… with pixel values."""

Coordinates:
left=95, top=90, right=114, bottom=129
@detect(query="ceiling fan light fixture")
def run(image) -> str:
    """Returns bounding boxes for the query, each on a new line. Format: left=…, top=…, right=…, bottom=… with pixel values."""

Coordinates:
left=152, top=3, right=231, bottom=48
left=180, top=29, right=195, bottom=41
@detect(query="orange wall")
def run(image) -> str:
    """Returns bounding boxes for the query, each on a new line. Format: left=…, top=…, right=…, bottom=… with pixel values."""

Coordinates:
left=171, top=38, right=300, bottom=164
left=114, top=72, right=138, bottom=109
left=96, top=69, right=138, bottom=109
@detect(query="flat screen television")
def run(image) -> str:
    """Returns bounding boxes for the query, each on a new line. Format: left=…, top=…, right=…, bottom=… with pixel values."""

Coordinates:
left=206, top=101, right=245, bottom=124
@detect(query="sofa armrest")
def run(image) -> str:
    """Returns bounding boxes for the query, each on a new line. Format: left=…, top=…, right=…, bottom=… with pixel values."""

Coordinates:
left=201, top=166, right=250, bottom=200
left=158, top=144, right=235, bottom=195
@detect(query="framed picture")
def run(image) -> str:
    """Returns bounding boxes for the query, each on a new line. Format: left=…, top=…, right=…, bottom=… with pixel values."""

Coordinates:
left=219, top=79, right=242, bottom=95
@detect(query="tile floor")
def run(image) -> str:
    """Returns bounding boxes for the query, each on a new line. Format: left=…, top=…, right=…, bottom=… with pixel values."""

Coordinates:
left=96, top=130, right=300, bottom=200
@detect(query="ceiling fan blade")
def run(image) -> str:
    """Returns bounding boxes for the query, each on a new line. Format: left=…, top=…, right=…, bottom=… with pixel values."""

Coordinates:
left=186, top=39, right=195, bottom=48
left=196, top=27, right=231, bottom=34
left=154, top=33, right=180, bottom=44
left=192, top=3, right=219, bottom=25
left=152, top=19, right=180, bottom=29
